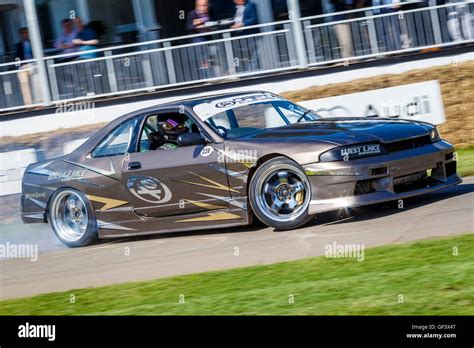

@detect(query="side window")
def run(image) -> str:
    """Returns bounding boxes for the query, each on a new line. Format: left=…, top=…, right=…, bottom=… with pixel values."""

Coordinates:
left=92, top=118, right=138, bottom=158
left=139, top=112, right=201, bottom=152
left=139, top=115, right=159, bottom=152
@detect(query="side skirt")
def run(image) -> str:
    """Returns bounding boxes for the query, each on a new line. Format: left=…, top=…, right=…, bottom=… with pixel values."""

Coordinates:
left=98, top=207, right=251, bottom=238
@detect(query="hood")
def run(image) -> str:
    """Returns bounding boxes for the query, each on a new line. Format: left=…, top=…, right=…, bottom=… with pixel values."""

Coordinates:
left=241, top=118, right=432, bottom=146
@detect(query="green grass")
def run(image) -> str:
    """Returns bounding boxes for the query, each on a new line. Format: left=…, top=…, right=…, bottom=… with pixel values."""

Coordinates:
left=457, top=147, right=474, bottom=177
left=1, top=234, right=473, bottom=315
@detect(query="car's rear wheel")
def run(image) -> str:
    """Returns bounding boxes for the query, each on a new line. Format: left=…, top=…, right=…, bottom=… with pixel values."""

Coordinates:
left=249, top=157, right=313, bottom=230
left=49, top=188, right=98, bottom=247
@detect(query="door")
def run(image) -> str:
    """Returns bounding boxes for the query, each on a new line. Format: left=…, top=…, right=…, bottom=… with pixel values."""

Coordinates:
left=121, top=111, right=232, bottom=218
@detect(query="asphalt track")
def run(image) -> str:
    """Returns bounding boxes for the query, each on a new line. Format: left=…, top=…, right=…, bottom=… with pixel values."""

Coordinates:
left=1, top=177, right=473, bottom=300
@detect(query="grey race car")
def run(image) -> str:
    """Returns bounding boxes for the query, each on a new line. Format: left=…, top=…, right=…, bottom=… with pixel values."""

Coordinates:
left=21, top=91, right=462, bottom=247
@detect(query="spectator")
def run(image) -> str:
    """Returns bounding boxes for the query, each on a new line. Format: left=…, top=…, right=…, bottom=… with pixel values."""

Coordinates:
left=230, top=0, right=259, bottom=72
left=186, top=0, right=213, bottom=77
left=444, top=0, right=473, bottom=42
left=353, top=0, right=371, bottom=55
left=372, top=0, right=401, bottom=52
left=14, top=28, right=33, bottom=63
left=72, top=17, right=99, bottom=59
left=331, top=0, right=355, bottom=58
left=398, top=1, right=412, bottom=49
left=186, top=0, right=212, bottom=42
left=54, top=19, right=77, bottom=55
left=231, top=0, right=258, bottom=31
left=14, top=27, right=41, bottom=106
left=71, top=17, right=100, bottom=96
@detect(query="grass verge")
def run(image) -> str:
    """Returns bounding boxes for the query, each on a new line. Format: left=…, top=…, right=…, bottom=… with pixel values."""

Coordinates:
left=457, top=147, right=474, bottom=177
left=1, top=234, right=473, bottom=315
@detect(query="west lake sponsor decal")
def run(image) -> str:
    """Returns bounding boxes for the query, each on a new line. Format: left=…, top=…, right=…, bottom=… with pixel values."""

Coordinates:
left=340, top=144, right=382, bottom=157
left=127, top=175, right=172, bottom=204
left=47, top=169, right=87, bottom=181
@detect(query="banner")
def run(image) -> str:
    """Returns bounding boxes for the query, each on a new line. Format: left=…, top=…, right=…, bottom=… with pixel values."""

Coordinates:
left=299, top=80, right=446, bottom=125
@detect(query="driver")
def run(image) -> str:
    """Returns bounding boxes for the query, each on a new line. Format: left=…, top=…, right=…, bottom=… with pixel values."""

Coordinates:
left=148, top=118, right=194, bottom=150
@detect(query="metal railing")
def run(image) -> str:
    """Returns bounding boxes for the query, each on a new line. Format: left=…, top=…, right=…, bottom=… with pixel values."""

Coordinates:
left=1, top=1, right=473, bottom=112
left=302, top=1, right=474, bottom=65
left=45, top=22, right=296, bottom=103
left=0, top=59, right=45, bottom=109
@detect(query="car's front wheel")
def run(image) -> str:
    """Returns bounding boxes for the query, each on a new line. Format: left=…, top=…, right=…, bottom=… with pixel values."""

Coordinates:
left=48, top=188, right=98, bottom=247
left=249, top=157, right=313, bottom=230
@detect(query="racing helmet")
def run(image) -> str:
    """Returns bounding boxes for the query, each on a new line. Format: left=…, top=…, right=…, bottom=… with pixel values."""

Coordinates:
left=148, top=117, right=192, bottom=150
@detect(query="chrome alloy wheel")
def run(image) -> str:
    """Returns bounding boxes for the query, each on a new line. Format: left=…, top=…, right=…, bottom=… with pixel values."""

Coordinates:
left=50, top=190, right=89, bottom=243
left=254, top=164, right=311, bottom=223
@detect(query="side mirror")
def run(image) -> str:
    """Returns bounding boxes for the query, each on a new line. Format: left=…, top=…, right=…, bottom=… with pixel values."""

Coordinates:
left=177, top=133, right=205, bottom=147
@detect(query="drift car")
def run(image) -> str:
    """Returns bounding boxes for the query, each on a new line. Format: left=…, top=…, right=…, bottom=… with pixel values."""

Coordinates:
left=21, top=91, right=462, bottom=247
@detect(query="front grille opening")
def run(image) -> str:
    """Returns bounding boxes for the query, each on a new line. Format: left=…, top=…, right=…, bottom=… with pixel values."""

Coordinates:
left=393, top=170, right=441, bottom=194
left=445, top=161, right=457, bottom=177
left=354, top=179, right=378, bottom=195
left=445, top=152, right=455, bottom=161
left=371, top=167, right=388, bottom=176
left=384, top=135, right=431, bottom=153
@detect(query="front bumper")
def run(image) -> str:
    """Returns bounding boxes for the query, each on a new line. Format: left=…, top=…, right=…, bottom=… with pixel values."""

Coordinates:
left=303, top=140, right=462, bottom=215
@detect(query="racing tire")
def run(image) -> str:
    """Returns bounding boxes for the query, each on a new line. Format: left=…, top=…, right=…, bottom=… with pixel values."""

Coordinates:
left=249, top=156, right=313, bottom=230
left=48, top=188, right=98, bottom=247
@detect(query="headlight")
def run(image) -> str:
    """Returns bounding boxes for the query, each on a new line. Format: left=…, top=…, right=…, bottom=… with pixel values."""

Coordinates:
left=319, top=143, right=386, bottom=162
left=429, top=127, right=441, bottom=143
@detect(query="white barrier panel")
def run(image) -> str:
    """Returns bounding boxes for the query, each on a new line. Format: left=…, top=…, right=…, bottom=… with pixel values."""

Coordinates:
left=0, top=139, right=91, bottom=196
left=0, top=148, right=37, bottom=171
left=0, top=149, right=37, bottom=196
left=63, top=138, right=88, bottom=155
left=299, top=80, right=446, bottom=125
